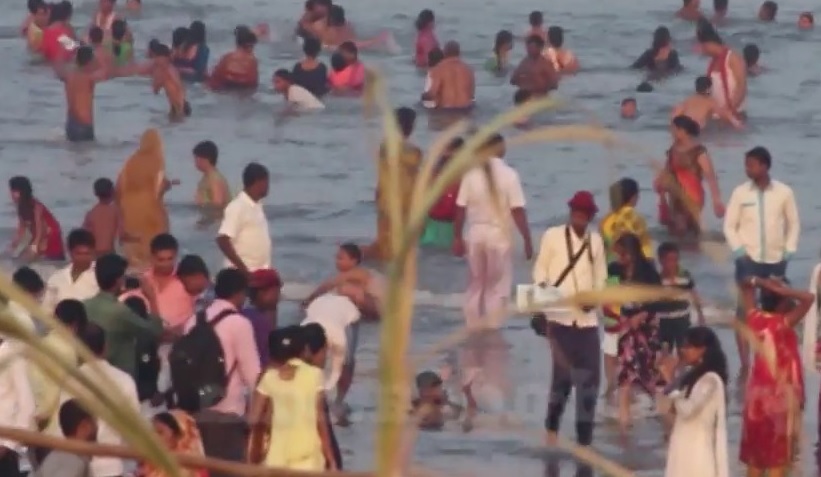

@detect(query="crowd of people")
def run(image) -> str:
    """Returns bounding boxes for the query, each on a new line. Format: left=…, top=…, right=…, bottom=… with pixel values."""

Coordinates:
left=3, top=0, right=821, bottom=476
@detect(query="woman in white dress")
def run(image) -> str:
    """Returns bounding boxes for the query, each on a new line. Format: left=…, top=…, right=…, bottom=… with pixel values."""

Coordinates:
left=660, top=326, right=729, bottom=477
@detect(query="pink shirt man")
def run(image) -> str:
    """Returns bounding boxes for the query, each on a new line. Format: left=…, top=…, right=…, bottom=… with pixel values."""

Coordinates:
left=142, top=270, right=194, bottom=330
left=182, top=298, right=260, bottom=416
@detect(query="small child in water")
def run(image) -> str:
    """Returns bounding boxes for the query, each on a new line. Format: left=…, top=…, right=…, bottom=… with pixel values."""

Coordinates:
left=798, top=11, right=814, bottom=29
left=149, top=42, right=191, bottom=120
left=621, top=97, right=637, bottom=119
left=193, top=140, right=230, bottom=212
left=743, top=43, right=762, bottom=76
left=526, top=11, right=547, bottom=41
left=411, top=371, right=464, bottom=430
left=82, top=178, right=124, bottom=255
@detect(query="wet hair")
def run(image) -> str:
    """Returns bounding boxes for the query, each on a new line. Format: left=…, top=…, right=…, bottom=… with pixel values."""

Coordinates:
left=269, top=326, right=305, bottom=363
left=339, top=242, right=362, bottom=264
left=651, top=26, right=671, bottom=52
left=59, top=400, right=93, bottom=438
left=713, top=0, right=728, bottom=12
left=49, top=1, right=72, bottom=23
left=94, top=253, right=129, bottom=291
left=242, top=162, right=270, bottom=188
left=153, top=412, right=182, bottom=437
left=328, top=5, right=346, bottom=27
left=150, top=42, right=171, bottom=58
left=395, top=107, right=417, bottom=137
left=188, top=20, right=206, bottom=45
left=149, top=233, right=179, bottom=254
left=123, top=296, right=148, bottom=318
left=214, top=268, right=248, bottom=300
left=9, top=176, right=35, bottom=222
left=547, top=26, right=564, bottom=47
left=93, top=177, right=114, bottom=200
left=761, top=1, right=778, bottom=19
left=618, top=177, right=639, bottom=204
left=89, top=26, right=104, bottom=45
left=443, top=40, right=460, bottom=57
left=301, top=322, right=327, bottom=355
left=415, top=9, right=435, bottom=31
left=304, top=0, right=315, bottom=9
left=148, top=38, right=160, bottom=53
left=745, top=146, right=772, bottom=169
left=67, top=228, right=95, bottom=251
left=302, top=37, right=321, bottom=57
left=76, top=45, right=94, bottom=66
left=695, top=75, right=712, bottom=94
left=525, top=34, right=545, bottom=50
left=176, top=254, right=209, bottom=278
left=55, top=299, right=88, bottom=330
left=13, top=266, right=44, bottom=295
left=679, top=327, right=728, bottom=397
left=800, top=12, right=814, bottom=24
left=529, top=11, right=543, bottom=27
left=234, top=26, right=257, bottom=48
left=81, top=322, right=106, bottom=356
left=171, top=27, right=189, bottom=49
left=614, top=233, right=659, bottom=281
left=514, top=89, right=531, bottom=105
left=111, top=19, right=127, bottom=41
left=28, top=0, right=47, bottom=14
left=274, top=68, right=292, bottom=83
left=493, top=30, right=513, bottom=55
left=338, top=41, right=358, bottom=58
left=621, top=97, right=636, bottom=106
left=330, top=52, right=347, bottom=72
left=672, top=114, right=701, bottom=137
left=696, top=19, right=723, bottom=44
left=193, top=140, right=218, bottom=165
left=657, top=241, right=680, bottom=259
left=427, top=47, right=444, bottom=68
left=743, top=44, right=760, bottom=66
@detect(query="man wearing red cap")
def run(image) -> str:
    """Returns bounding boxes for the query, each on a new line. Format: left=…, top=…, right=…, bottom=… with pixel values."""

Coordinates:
left=452, top=134, right=533, bottom=328
left=532, top=190, right=607, bottom=446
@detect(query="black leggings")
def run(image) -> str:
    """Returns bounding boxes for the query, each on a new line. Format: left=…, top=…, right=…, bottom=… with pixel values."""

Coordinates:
left=323, top=399, right=343, bottom=469
left=544, top=323, right=601, bottom=446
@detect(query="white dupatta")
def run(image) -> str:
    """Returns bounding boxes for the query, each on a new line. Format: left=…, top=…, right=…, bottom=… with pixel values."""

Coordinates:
left=714, top=377, right=729, bottom=477
left=801, top=263, right=821, bottom=375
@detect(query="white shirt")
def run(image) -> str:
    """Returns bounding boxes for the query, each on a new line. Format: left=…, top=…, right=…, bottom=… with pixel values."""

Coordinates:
left=455, top=157, right=527, bottom=246
left=301, top=294, right=361, bottom=391
left=60, top=360, right=139, bottom=477
left=218, top=191, right=272, bottom=271
left=532, top=225, right=607, bottom=327
left=723, top=179, right=800, bottom=264
left=0, top=341, right=35, bottom=454
left=43, top=263, right=99, bottom=313
left=287, top=85, right=325, bottom=110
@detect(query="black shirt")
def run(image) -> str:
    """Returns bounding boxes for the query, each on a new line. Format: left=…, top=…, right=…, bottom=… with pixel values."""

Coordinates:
left=292, top=62, right=329, bottom=98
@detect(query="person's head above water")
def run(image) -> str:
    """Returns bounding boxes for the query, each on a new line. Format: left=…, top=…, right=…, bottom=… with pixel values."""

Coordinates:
left=415, top=9, right=435, bottom=32
left=49, top=1, right=72, bottom=24
left=302, top=37, right=321, bottom=58
left=394, top=107, right=417, bottom=138
left=111, top=19, right=127, bottom=41
left=149, top=41, right=171, bottom=58
left=695, top=75, right=712, bottom=95
left=525, top=34, right=545, bottom=57
left=330, top=52, right=347, bottom=72
left=758, top=1, right=777, bottom=21
left=651, top=26, right=672, bottom=51
left=171, top=27, right=189, bottom=49
left=494, top=30, right=514, bottom=55
left=529, top=10, right=543, bottom=27
left=427, top=47, right=444, bottom=68
left=443, top=40, right=460, bottom=58
left=272, top=69, right=293, bottom=92
left=234, top=25, right=258, bottom=49
left=88, top=26, right=104, bottom=45
left=335, top=242, right=362, bottom=272
left=743, top=43, right=760, bottom=67
left=338, top=41, right=358, bottom=62
left=713, top=0, right=728, bottom=14
left=547, top=26, right=564, bottom=48
left=328, top=5, right=346, bottom=27
left=620, top=97, right=637, bottom=119
left=671, top=114, right=701, bottom=139
left=696, top=19, right=723, bottom=54
left=75, top=45, right=94, bottom=67
left=798, top=12, right=814, bottom=29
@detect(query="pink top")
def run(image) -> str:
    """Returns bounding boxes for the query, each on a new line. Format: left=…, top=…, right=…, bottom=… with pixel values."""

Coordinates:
left=183, top=299, right=261, bottom=416
left=329, top=62, right=366, bottom=90
left=142, top=270, right=194, bottom=330
left=414, top=29, right=439, bottom=67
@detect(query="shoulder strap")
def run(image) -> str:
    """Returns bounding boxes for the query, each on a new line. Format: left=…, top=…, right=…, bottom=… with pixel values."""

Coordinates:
left=553, top=226, right=590, bottom=288
left=207, top=308, right=240, bottom=378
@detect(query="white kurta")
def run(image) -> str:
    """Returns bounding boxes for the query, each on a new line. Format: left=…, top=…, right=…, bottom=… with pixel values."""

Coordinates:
left=664, top=371, right=729, bottom=477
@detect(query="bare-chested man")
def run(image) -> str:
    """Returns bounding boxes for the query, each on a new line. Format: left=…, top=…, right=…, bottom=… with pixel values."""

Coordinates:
left=676, top=0, right=704, bottom=21
left=55, top=45, right=144, bottom=142
left=671, top=76, right=742, bottom=129
left=421, top=41, right=474, bottom=110
left=510, top=35, right=559, bottom=97
left=149, top=42, right=190, bottom=120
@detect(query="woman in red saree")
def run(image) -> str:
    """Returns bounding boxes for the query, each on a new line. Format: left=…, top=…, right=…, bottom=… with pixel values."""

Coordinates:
left=738, top=277, right=813, bottom=477
left=7, top=176, right=64, bottom=261
left=654, top=115, right=724, bottom=236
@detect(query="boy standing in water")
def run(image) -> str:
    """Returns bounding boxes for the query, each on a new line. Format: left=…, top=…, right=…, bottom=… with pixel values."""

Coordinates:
left=82, top=178, right=126, bottom=255
left=526, top=11, right=547, bottom=41
left=149, top=43, right=191, bottom=120
left=302, top=243, right=382, bottom=320
left=88, top=26, right=114, bottom=70
left=193, top=140, right=231, bottom=213
left=670, top=76, right=743, bottom=129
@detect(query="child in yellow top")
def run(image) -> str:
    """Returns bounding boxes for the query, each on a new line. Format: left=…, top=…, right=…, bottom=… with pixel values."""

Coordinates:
left=601, top=177, right=653, bottom=260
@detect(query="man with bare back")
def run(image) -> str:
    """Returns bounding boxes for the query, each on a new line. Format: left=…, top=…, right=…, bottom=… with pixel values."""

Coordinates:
left=421, top=41, right=474, bottom=110
left=671, top=76, right=743, bottom=130
left=511, top=35, right=559, bottom=97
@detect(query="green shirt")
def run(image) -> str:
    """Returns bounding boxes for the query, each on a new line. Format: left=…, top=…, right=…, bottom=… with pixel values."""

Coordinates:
left=83, top=292, right=163, bottom=379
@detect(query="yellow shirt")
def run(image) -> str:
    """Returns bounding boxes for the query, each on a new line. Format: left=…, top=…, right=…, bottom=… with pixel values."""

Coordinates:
left=256, top=360, right=324, bottom=470
left=27, top=332, right=79, bottom=433
left=600, top=205, right=653, bottom=260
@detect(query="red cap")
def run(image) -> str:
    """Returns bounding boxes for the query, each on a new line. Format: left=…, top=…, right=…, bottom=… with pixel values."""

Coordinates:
left=249, top=269, right=282, bottom=289
left=567, top=191, right=598, bottom=215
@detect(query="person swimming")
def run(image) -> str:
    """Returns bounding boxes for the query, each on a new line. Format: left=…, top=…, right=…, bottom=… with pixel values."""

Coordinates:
left=544, top=26, right=579, bottom=74
left=758, top=1, right=777, bottom=21
left=486, top=30, right=513, bottom=73
left=798, top=11, right=814, bottom=29
left=743, top=44, right=762, bottom=76
left=631, top=26, right=681, bottom=78
left=621, top=97, right=637, bottom=119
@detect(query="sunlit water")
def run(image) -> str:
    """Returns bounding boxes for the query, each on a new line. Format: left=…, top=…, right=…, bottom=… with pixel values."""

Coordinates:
left=2, top=0, right=821, bottom=474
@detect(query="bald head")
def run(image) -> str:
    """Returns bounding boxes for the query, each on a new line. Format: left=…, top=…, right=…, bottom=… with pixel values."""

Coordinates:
left=443, top=41, right=460, bottom=57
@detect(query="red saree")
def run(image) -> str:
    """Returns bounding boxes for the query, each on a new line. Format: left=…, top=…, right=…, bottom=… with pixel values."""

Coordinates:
left=657, top=145, right=706, bottom=228
left=739, top=309, right=804, bottom=469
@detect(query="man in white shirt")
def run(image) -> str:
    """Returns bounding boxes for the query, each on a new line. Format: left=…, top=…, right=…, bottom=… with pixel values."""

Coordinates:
left=61, top=323, right=139, bottom=477
left=531, top=190, right=607, bottom=447
left=43, top=229, right=99, bottom=313
left=0, top=339, right=35, bottom=477
left=216, top=162, right=272, bottom=273
left=273, top=69, right=325, bottom=111
left=452, top=134, right=533, bottom=328
left=9, top=266, right=44, bottom=334
left=723, top=146, right=800, bottom=374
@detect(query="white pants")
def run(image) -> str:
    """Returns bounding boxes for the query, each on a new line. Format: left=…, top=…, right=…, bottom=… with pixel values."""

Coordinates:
left=464, top=239, right=512, bottom=328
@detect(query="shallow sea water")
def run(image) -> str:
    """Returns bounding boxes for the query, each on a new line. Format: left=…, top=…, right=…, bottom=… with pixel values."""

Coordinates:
left=2, top=0, right=821, bottom=474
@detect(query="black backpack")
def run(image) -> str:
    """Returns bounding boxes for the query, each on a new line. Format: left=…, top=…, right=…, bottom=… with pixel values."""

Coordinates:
left=169, top=309, right=237, bottom=413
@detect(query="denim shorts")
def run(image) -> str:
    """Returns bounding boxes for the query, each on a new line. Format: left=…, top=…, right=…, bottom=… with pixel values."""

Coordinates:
left=734, top=256, right=787, bottom=319
left=344, top=321, right=360, bottom=366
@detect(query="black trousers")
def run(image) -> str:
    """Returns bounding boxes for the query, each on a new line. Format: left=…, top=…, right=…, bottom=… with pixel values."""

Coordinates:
left=195, top=410, right=247, bottom=477
left=544, top=323, right=601, bottom=446
left=0, top=449, right=21, bottom=477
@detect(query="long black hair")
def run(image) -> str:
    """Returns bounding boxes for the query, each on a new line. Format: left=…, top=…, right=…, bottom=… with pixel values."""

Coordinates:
left=614, top=233, right=659, bottom=284
left=679, top=326, right=728, bottom=397
left=9, top=176, right=35, bottom=222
